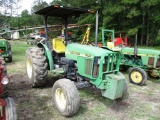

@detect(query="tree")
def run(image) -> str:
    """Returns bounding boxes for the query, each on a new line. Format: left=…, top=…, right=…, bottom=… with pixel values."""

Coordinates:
left=1, top=0, right=160, bottom=46
left=31, top=0, right=49, bottom=26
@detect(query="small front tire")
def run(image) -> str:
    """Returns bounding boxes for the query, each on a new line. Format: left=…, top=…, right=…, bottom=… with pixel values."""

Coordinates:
left=52, top=79, right=80, bottom=117
left=129, top=68, right=147, bottom=85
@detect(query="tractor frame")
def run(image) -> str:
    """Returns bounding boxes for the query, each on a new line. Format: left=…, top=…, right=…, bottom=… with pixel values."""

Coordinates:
left=102, top=28, right=160, bottom=85
left=0, top=39, right=12, bottom=62
left=25, top=5, right=127, bottom=116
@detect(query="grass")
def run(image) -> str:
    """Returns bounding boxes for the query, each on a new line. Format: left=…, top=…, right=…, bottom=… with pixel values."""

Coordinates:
left=6, top=40, right=160, bottom=120
left=7, top=40, right=31, bottom=75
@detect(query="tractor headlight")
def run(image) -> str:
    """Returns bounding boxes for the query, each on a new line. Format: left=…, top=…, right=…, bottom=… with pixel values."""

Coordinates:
left=1, top=76, right=10, bottom=85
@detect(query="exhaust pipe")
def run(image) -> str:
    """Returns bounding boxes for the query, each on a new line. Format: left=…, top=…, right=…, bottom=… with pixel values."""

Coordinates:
left=134, top=32, right=138, bottom=57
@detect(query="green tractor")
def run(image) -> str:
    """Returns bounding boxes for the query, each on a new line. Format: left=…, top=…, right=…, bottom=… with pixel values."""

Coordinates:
left=25, top=5, right=127, bottom=117
left=102, top=29, right=160, bottom=86
left=0, top=39, right=12, bottom=62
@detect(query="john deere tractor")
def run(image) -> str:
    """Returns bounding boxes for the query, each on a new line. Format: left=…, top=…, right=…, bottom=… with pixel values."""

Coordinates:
left=0, top=39, right=12, bottom=62
left=25, top=5, right=127, bottom=117
left=102, top=29, right=160, bottom=86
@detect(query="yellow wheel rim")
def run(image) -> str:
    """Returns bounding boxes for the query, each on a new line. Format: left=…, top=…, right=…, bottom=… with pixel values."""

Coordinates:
left=131, top=71, right=142, bottom=83
left=55, top=88, right=67, bottom=110
left=26, top=58, right=32, bottom=78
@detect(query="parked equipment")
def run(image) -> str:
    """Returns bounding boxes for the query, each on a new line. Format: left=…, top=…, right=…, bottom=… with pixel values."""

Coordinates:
left=0, top=57, right=17, bottom=120
left=0, top=39, right=12, bottom=62
left=102, top=28, right=160, bottom=85
left=102, top=29, right=130, bottom=47
left=25, top=5, right=127, bottom=117
left=80, top=25, right=91, bottom=45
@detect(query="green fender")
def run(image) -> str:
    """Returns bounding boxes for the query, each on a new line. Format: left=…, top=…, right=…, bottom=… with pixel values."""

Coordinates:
left=37, top=43, right=54, bottom=71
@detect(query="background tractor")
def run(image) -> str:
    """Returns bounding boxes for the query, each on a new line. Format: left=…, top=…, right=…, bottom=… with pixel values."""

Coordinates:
left=0, top=38, right=12, bottom=62
left=102, top=28, right=160, bottom=86
left=25, top=5, right=128, bottom=117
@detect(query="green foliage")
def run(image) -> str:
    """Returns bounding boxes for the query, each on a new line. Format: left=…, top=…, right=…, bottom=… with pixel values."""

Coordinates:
left=127, top=7, right=140, bottom=18
left=1, top=0, right=160, bottom=46
left=128, top=28, right=138, bottom=36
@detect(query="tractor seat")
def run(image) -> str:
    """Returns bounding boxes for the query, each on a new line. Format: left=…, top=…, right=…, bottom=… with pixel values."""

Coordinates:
left=107, top=42, right=121, bottom=51
left=52, top=38, right=66, bottom=53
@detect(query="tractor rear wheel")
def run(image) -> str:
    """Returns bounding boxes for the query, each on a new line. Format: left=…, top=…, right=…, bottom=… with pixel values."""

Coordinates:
left=129, top=68, right=147, bottom=85
left=5, top=97, right=17, bottom=120
left=52, top=79, right=80, bottom=117
left=148, top=70, right=159, bottom=79
left=26, top=47, right=48, bottom=87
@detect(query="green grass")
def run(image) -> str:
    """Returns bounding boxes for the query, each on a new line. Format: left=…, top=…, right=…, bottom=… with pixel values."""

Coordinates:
left=11, top=40, right=31, bottom=62
left=7, top=40, right=31, bottom=75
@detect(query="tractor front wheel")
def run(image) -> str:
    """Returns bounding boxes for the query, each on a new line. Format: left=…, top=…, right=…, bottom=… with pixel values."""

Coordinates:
left=25, top=47, right=48, bottom=87
left=129, top=68, right=147, bottom=85
left=5, top=97, right=17, bottom=120
left=52, top=79, right=80, bottom=117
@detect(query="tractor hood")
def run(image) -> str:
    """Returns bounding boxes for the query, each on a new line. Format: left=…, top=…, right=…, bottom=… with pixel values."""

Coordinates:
left=121, top=47, right=160, bottom=56
left=65, top=43, right=112, bottom=60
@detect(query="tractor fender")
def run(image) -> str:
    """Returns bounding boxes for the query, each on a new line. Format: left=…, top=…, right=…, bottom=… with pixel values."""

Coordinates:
left=37, top=42, right=54, bottom=71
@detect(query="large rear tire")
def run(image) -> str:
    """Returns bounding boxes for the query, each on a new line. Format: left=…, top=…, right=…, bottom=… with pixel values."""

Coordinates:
left=5, top=97, right=17, bottom=120
left=25, top=47, right=48, bottom=87
left=129, top=68, right=147, bottom=85
left=52, top=79, right=80, bottom=117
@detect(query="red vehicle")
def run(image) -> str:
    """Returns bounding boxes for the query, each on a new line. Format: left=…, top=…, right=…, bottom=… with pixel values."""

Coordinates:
left=0, top=58, right=17, bottom=120
left=114, top=33, right=130, bottom=47
left=102, top=29, right=131, bottom=47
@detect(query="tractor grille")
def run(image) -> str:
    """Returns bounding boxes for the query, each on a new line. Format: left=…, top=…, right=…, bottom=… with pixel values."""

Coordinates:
left=104, top=53, right=118, bottom=73
left=85, top=59, right=92, bottom=75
